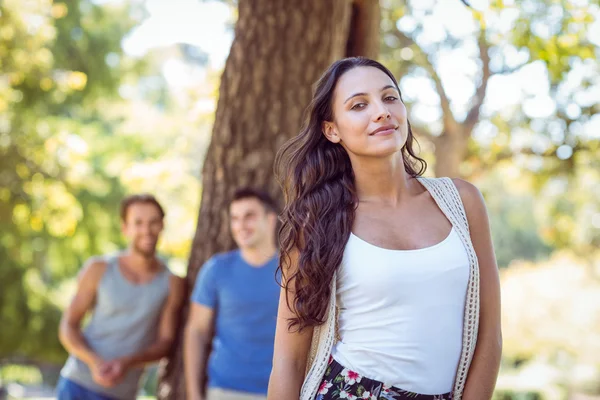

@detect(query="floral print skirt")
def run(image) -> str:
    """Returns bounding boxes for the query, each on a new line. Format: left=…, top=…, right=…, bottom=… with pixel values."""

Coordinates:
left=316, top=357, right=453, bottom=400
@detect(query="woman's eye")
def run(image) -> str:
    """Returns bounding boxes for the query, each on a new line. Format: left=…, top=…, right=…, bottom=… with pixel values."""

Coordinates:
left=351, top=103, right=366, bottom=110
left=385, top=96, right=398, bottom=101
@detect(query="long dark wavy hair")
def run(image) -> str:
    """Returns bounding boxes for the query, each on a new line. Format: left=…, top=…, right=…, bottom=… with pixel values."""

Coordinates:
left=275, top=57, right=427, bottom=331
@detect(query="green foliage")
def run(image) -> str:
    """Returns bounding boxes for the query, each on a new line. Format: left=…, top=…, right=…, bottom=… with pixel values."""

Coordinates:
left=0, top=0, right=144, bottom=363
left=379, top=0, right=600, bottom=257
left=493, top=391, right=542, bottom=400
left=0, top=364, right=43, bottom=385
left=485, top=188, right=554, bottom=268
left=0, top=0, right=212, bottom=366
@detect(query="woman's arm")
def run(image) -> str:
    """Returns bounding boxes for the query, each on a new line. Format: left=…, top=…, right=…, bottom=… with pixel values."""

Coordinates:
left=454, top=179, right=503, bottom=400
left=267, top=251, right=314, bottom=400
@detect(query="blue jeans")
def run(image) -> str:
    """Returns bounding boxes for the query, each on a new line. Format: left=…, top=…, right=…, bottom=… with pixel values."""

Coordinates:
left=56, top=377, right=118, bottom=400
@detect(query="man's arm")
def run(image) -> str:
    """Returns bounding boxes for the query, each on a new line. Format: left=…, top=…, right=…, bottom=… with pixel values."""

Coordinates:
left=184, top=303, right=215, bottom=400
left=116, top=275, right=186, bottom=369
left=58, top=258, right=112, bottom=387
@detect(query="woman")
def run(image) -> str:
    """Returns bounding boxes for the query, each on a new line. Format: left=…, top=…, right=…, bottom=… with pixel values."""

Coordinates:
left=267, top=57, right=502, bottom=400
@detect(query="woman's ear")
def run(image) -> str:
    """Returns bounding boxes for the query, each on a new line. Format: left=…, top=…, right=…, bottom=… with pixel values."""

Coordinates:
left=322, top=121, right=341, bottom=144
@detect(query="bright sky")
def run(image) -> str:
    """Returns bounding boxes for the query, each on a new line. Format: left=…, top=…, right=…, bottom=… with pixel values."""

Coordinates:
left=119, top=0, right=600, bottom=143
left=122, top=0, right=233, bottom=68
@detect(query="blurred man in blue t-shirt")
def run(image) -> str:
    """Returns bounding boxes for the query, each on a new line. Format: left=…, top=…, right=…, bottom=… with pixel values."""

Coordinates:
left=184, top=188, right=280, bottom=400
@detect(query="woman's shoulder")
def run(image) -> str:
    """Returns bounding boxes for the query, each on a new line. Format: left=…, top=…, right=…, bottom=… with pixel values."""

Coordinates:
left=451, top=178, right=481, bottom=200
left=416, top=176, right=487, bottom=218
left=451, top=178, right=488, bottom=223
left=417, top=176, right=479, bottom=197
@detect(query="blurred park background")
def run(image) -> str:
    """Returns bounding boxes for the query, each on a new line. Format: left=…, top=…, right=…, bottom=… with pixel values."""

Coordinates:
left=1, top=0, right=599, bottom=399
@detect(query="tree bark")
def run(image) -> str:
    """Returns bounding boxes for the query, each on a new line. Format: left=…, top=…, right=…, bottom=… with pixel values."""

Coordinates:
left=433, top=129, right=468, bottom=178
left=346, top=0, right=380, bottom=59
left=157, top=1, right=380, bottom=399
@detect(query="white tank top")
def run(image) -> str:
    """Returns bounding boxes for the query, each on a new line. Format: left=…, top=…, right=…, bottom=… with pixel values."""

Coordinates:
left=331, top=227, right=469, bottom=395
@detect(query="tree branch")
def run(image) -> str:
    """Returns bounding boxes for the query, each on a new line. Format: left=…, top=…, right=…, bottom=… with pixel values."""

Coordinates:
left=494, top=61, right=529, bottom=75
left=391, top=29, right=459, bottom=133
left=464, top=28, right=491, bottom=135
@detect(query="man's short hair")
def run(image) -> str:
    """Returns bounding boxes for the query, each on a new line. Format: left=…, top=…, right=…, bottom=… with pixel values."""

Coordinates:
left=230, top=188, right=279, bottom=214
left=120, top=194, right=165, bottom=222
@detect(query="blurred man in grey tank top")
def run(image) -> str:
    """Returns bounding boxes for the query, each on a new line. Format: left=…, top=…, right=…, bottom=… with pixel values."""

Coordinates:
left=56, top=194, right=185, bottom=400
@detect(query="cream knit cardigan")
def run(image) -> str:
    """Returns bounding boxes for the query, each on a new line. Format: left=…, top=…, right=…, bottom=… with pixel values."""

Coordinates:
left=300, top=177, right=480, bottom=400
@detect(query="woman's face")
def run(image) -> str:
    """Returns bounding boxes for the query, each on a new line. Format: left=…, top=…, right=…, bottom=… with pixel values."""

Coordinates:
left=323, top=66, right=408, bottom=159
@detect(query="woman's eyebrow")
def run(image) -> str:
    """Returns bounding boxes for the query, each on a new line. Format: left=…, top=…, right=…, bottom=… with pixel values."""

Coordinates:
left=344, top=85, right=398, bottom=104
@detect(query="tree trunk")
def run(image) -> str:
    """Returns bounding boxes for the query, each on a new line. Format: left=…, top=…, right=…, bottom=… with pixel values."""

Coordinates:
left=433, top=129, right=468, bottom=178
left=157, top=1, right=380, bottom=399
left=346, top=0, right=380, bottom=59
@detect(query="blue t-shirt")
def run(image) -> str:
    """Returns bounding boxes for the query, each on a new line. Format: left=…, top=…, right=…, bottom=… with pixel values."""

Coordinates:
left=191, top=250, right=280, bottom=395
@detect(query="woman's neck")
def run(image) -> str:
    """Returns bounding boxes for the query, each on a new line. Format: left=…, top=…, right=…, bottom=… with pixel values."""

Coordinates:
left=351, top=152, right=415, bottom=206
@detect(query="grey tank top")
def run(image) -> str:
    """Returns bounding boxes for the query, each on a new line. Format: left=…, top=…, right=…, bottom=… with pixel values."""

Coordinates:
left=61, top=253, right=171, bottom=399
